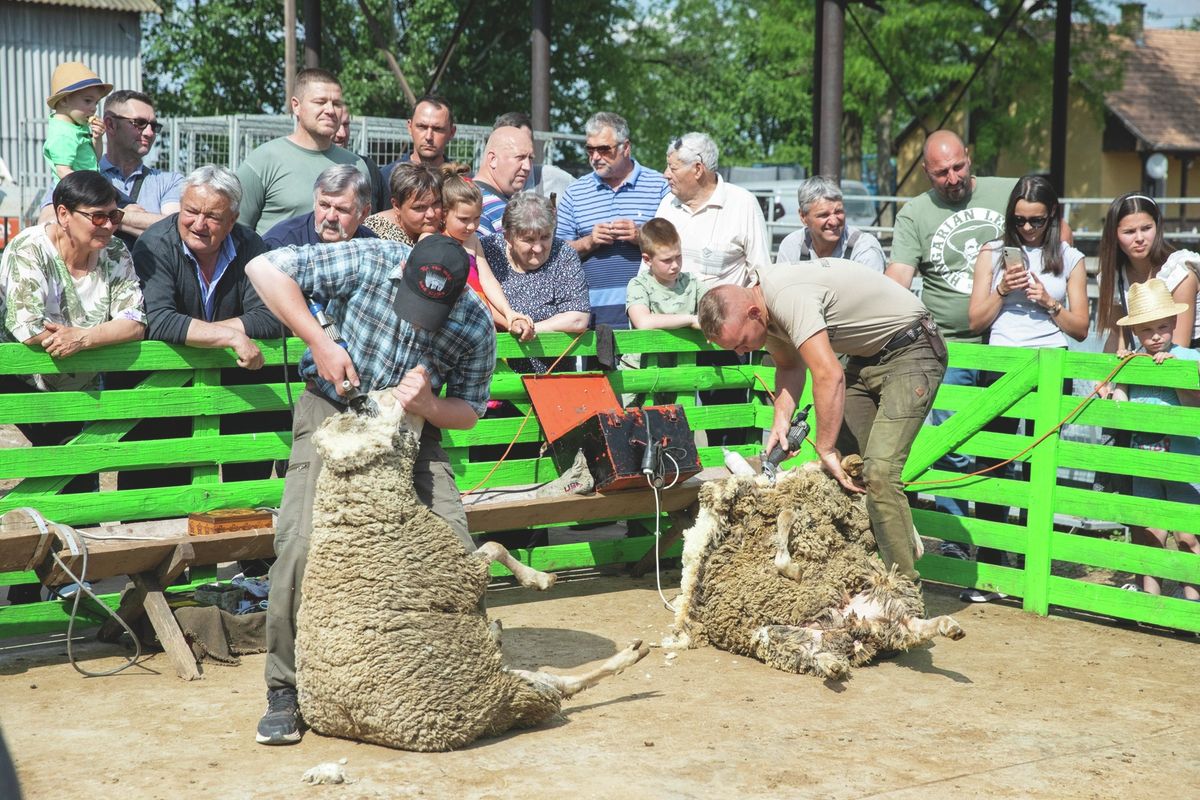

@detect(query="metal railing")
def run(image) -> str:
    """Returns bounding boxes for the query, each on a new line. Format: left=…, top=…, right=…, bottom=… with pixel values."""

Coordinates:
left=14, top=115, right=586, bottom=223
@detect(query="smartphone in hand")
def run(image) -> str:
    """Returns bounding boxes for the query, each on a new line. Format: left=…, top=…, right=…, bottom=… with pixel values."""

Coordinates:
left=1002, top=246, right=1023, bottom=269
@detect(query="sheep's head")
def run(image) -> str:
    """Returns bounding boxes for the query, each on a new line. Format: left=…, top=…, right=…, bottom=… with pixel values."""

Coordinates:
left=312, top=389, right=426, bottom=475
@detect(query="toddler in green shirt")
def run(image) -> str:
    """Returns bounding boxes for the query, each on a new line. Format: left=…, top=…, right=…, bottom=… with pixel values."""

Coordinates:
left=43, top=62, right=111, bottom=182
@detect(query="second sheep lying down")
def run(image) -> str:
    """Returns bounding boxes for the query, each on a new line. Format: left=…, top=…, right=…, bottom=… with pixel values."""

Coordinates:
left=670, top=466, right=964, bottom=680
left=295, top=391, right=648, bottom=752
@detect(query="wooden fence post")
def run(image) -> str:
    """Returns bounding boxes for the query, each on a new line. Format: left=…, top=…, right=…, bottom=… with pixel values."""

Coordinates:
left=1023, top=348, right=1065, bottom=616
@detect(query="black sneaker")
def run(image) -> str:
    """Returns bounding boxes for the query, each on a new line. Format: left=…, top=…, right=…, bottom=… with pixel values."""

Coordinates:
left=938, top=542, right=970, bottom=560
left=256, top=687, right=302, bottom=745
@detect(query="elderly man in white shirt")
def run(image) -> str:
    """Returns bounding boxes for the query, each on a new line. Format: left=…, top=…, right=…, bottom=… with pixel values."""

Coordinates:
left=655, top=132, right=771, bottom=287
left=656, top=131, right=770, bottom=447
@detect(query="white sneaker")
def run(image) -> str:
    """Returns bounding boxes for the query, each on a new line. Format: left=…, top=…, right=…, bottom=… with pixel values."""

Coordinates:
left=959, top=588, right=1007, bottom=603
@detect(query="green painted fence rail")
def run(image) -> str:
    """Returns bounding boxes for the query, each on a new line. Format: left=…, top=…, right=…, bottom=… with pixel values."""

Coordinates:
left=1, top=335, right=1197, bottom=636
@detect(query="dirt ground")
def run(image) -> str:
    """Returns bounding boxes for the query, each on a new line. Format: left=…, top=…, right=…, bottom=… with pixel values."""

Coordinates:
left=1, top=570, right=1196, bottom=800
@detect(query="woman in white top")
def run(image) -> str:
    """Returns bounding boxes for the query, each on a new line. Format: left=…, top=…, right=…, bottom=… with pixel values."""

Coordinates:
left=1097, top=192, right=1199, bottom=351
left=963, top=175, right=1089, bottom=602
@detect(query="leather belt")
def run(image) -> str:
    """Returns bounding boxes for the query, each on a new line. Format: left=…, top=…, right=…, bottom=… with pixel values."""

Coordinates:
left=878, top=315, right=931, bottom=355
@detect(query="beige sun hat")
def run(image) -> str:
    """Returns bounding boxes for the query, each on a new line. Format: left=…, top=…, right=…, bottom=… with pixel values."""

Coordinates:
left=45, top=62, right=113, bottom=109
left=1116, top=278, right=1190, bottom=327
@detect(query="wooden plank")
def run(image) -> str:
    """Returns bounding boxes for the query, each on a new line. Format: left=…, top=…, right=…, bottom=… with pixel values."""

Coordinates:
left=484, top=534, right=685, bottom=576
left=0, top=480, right=284, bottom=527
left=914, top=553, right=1026, bottom=597
left=1046, top=575, right=1200, bottom=633
left=902, top=353, right=1038, bottom=482
left=464, top=467, right=727, bottom=533
left=132, top=572, right=201, bottom=680
left=0, top=384, right=297, bottom=425
left=0, top=339, right=306, bottom=374
left=911, top=509, right=1029, bottom=554
left=97, top=542, right=194, bottom=643
left=1024, top=348, right=1065, bottom=617
left=0, top=433, right=291, bottom=480
left=189, top=367, right=220, bottom=485
left=1050, top=531, right=1200, bottom=583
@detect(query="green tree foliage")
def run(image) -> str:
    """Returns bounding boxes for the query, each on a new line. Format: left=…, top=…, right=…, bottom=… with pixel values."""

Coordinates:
left=143, top=0, right=1124, bottom=180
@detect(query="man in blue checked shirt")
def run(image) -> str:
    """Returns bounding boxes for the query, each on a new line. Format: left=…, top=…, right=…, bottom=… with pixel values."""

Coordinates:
left=245, top=234, right=496, bottom=746
left=556, top=112, right=670, bottom=329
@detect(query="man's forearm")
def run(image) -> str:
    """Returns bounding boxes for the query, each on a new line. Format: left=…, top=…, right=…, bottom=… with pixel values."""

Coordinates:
left=118, top=209, right=166, bottom=237
left=772, top=362, right=806, bottom=426
left=246, top=256, right=325, bottom=345
left=183, top=317, right=247, bottom=349
left=422, top=395, right=480, bottom=431
left=810, top=367, right=846, bottom=454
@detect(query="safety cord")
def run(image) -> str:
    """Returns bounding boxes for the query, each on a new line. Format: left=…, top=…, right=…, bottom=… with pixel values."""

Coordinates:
left=463, top=332, right=587, bottom=495
left=752, top=353, right=1147, bottom=488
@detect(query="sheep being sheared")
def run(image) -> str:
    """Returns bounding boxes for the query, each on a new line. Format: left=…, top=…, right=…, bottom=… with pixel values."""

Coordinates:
left=670, top=465, right=963, bottom=680
left=295, top=391, right=648, bottom=751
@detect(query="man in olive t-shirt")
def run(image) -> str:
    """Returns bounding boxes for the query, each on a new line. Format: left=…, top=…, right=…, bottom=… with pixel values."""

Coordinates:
left=884, top=130, right=1017, bottom=527
left=698, top=259, right=947, bottom=581
left=236, top=68, right=368, bottom=234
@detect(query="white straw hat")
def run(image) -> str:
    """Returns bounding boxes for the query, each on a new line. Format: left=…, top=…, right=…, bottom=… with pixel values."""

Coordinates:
left=1116, top=278, right=1189, bottom=327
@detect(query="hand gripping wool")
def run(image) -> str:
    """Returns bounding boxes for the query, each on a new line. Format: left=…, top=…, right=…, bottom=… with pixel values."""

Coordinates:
left=669, top=465, right=964, bottom=680
left=295, top=391, right=648, bottom=751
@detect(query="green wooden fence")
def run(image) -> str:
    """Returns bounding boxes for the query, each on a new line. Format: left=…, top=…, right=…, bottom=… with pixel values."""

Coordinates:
left=1, top=334, right=1197, bottom=635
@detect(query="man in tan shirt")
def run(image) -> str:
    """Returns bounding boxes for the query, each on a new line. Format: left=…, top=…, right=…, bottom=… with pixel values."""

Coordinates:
left=698, top=259, right=947, bottom=580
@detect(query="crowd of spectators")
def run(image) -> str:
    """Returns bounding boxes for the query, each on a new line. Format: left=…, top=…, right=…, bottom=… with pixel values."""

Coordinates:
left=3, top=65, right=1199, bottom=611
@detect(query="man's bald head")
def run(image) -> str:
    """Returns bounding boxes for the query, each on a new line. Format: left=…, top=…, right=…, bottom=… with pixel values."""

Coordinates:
left=479, top=126, right=534, bottom=194
left=921, top=129, right=972, bottom=203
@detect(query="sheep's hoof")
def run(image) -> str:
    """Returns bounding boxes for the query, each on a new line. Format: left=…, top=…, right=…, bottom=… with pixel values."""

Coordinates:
left=814, top=652, right=850, bottom=681
left=532, top=571, right=557, bottom=591
left=939, top=617, right=966, bottom=641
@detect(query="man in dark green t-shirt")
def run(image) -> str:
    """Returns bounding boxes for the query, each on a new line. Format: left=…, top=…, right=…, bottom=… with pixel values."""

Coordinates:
left=884, top=130, right=1017, bottom=535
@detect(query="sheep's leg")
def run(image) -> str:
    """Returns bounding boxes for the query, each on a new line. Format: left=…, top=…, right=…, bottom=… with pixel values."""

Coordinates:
left=841, top=592, right=965, bottom=650
left=474, top=541, right=557, bottom=590
left=508, top=639, right=649, bottom=700
left=749, top=624, right=851, bottom=680
left=773, top=509, right=802, bottom=581
left=901, top=613, right=965, bottom=642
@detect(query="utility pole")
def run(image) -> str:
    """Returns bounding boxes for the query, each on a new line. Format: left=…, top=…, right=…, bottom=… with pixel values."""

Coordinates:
left=811, top=0, right=824, bottom=177
left=304, top=0, right=322, bottom=68
left=1049, top=0, right=1072, bottom=196
left=284, top=0, right=296, bottom=108
left=532, top=0, right=551, bottom=159
left=816, top=0, right=845, bottom=179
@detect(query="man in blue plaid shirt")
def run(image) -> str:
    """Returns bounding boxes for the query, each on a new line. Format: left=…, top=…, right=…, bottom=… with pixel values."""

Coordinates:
left=246, top=234, right=495, bottom=746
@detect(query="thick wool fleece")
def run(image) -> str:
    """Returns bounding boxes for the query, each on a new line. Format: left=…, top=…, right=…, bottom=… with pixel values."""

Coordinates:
left=294, top=403, right=560, bottom=751
left=672, top=469, right=929, bottom=677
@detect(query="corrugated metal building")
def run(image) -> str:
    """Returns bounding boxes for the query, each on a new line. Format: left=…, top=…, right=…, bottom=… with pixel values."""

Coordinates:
left=0, top=0, right=160, bottom=214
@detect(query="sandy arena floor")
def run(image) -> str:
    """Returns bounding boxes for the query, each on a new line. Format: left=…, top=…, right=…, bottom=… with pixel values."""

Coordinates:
left=1, top=571, right=1196, bottom=800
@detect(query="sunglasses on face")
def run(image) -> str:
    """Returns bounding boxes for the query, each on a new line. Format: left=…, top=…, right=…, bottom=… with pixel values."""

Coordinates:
left=109, top=113, right=164, bottom=134
left=72, top=208, right=125, bottom=227
left=584, top=143, right=622, bottom=158
left=1012, top=215, right=1049, bottom=229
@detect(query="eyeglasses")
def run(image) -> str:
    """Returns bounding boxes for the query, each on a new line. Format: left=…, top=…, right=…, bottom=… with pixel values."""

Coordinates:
left=108, top=113, right=163, bottom=134
left=72, top=208, right=125, bottom=227
left=584, top=143, right=623, bottom=158
left=1012, top=215, right=1049, bottom=229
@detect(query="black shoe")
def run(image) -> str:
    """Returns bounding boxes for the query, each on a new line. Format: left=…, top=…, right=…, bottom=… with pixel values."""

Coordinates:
left=256, top=687, right=301, bottom=745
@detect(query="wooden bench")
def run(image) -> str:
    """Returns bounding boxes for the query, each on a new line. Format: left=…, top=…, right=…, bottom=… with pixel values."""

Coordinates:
left=0, top=464, right=726, bottom=679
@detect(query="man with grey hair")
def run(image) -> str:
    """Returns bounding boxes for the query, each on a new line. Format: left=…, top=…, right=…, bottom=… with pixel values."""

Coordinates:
left=776, top=176, right=885, bottom=272
left=121, top=165, right=283, bottom=491
left=656, top=131, right=770, bottom=288
left=656, top=131, right=770, bottom=447
left=556, top=111, right=668, bottom=328
left=262, top=164, right=377, bottom=248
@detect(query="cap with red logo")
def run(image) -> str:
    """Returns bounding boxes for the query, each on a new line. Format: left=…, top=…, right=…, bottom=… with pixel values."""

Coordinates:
left=394, top=234, right=470, bottom=330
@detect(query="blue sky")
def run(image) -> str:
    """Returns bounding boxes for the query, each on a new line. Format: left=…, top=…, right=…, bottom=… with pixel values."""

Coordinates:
left=1140, top=1, right=1198, bottom=28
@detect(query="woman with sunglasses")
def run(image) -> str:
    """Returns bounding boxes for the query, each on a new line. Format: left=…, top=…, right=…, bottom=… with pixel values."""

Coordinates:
left=0, top=169, right=145, bottom=603
left=1, top=169, right=145, bottom=373
left=963, top=175, right=1088, bottom=602
left=1097, top=192, right=1199, bottom=352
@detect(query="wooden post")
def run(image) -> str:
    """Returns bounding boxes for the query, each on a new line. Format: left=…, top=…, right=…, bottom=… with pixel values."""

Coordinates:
left=1022, top=348, right=1065, bottom=616
left=284, top=0, right=297, bottom=109
left=133, top=571, right=202, bottom=680
left=191, top=368, right=221, bottom=484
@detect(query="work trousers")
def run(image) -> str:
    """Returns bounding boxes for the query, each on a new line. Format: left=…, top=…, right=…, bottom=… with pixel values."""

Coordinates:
left=841, top=337, right=947, bottom=580
left=264, top=389, right=473, bottom=692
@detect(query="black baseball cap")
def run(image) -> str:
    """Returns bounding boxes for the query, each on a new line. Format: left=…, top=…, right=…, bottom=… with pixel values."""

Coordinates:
left=394, top=234, right=470, bottom=330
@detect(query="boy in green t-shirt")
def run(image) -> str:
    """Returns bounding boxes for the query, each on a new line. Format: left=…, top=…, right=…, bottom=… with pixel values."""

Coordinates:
left=626, top=217, right=706, bottom=329
left=43, top=62, right=111, bottom=182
